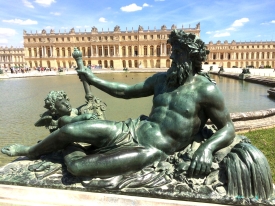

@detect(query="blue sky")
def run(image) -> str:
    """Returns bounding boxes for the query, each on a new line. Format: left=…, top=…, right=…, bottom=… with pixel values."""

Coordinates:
left=0, top=0, right=275, bottom=47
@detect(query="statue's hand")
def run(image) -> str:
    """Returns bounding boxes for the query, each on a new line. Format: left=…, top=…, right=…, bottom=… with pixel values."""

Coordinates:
left=77, top=68, right=94, bottom=83
left=188, top=146, right=213, bottom=177
left=82, top=113, right=98, bottom=120
left=84, top=113, right=98, bottom=120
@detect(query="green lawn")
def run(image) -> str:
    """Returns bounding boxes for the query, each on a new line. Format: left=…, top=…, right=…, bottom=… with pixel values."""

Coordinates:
left=240, top=127, right=275, bottom=182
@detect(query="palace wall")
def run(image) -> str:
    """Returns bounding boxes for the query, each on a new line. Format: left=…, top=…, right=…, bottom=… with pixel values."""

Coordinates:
left=22, top=24, right=200, bottom=69
left=0, top=47, right=25, bottom=68
left=1, top=23, right=275, bottom=69
left=206, top=40, right=275, bottom=68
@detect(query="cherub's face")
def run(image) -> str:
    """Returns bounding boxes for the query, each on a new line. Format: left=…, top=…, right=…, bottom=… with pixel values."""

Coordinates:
left=55, top=98, right=72, bottom=116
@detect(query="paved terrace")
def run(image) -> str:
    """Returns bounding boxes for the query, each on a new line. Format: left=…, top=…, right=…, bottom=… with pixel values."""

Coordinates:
left=1, top=66, right=275, bottom=79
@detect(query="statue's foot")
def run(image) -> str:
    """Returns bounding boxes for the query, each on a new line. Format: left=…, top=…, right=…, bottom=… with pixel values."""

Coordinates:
left=1, top=144, right=30, bottom=157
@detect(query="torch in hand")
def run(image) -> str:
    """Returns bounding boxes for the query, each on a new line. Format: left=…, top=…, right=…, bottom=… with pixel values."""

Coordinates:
left=72, top=47, right=93, bottom=101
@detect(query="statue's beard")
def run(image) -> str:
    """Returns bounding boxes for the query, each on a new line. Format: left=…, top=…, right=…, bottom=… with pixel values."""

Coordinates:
left=166, top=61, right=192, bottom=87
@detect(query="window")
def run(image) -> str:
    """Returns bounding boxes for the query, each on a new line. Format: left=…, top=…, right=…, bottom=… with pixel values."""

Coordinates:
left=128, top=36, right=131, bottom=40
left=144, top=35, right=147, bottom=40
left=56, top=38, right=58, bottom=42
left=110, top=36, right=113, bottom=40
left=157, top=35, right=160, bottom=39
left=82, top=37, right=85, bottom=41
left=122, top=36, right=125, bottom=40
left=76, top=37, right=79, bottom=41
left=67, top=37, right=70, bottom=41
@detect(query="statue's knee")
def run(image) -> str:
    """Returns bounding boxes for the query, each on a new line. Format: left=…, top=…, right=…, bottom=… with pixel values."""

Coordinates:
left=66, top=160, right=82, bottom=176
left=59, top=125, right=75, bottom=140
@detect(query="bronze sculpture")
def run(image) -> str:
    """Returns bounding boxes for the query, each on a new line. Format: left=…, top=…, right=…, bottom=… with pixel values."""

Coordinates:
left=1, top=30, right=273, bottom=204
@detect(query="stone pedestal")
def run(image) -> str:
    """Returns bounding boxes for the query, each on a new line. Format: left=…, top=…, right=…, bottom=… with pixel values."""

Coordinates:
left=0, top=184, right=221, bottom=206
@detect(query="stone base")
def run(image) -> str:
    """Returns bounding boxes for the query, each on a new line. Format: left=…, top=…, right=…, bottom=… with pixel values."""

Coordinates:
left=0, top=184, right=222, bottom=206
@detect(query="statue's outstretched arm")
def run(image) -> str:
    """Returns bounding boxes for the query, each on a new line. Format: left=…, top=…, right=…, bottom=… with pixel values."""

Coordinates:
left=77, top=69, right=156, bottom=99
left=189, top=84, right=235, bottom=177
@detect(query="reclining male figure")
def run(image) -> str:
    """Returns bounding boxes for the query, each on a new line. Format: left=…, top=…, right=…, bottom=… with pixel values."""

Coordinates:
left=2, top=30, right=235, bottom=178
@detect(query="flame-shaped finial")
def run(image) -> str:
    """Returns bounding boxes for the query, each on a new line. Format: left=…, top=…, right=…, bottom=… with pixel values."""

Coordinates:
left=72, top=47, right=82, bottom=60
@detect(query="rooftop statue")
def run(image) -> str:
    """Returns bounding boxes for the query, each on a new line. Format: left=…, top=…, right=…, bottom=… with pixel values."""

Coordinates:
left=1, top=30, right=273, bottom=205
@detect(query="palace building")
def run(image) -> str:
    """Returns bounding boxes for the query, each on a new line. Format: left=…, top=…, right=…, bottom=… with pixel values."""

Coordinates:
left=22, top=24, right=200, bottom=69
left=1, top=23, right=275, bottom=70
left=0, top=47, right=25, bottom=69
left=206, top=40, right=275, bottom=68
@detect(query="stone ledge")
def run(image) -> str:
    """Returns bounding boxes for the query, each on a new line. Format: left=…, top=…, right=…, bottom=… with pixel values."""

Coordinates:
left=0, top=184, right=224, bottom=206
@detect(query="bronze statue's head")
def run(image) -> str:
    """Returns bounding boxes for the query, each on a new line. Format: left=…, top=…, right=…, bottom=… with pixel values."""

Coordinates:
left=166, top=30, right=209, bottom=87
left=44, top=91, right=71, bottom=116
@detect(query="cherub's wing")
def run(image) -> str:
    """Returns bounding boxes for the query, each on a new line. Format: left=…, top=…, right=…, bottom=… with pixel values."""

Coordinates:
left=34, top=111, right=53, bottom=127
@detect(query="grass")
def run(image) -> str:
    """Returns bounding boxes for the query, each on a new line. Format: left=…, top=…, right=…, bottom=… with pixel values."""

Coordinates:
left=240, top=127, right=275, bottom=182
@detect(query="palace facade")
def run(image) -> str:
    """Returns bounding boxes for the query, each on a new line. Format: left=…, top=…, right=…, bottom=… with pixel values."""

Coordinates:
left=206, top=40, right=275, bottom=68
left=0, top=47, right=25, bottom=68
left=2, top=23, right=275, bottom=70
left=22, top=24, right=200, bottom=69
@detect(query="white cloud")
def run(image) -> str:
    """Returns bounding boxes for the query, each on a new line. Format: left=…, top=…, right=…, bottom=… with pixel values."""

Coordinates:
left=225, top=27, right=236, bottom=31
left=206, top=31, right=212, bottom=34
left=34, top=0, right=56, bottom=7
left=75, top=26, right=82, bottom=28
left=22, top=0, right=34, bottom=8
left=50, top=12, right=61, bottom=16
left=0, top=28, right=17, bottom=37
left=271, top=20, right=275, bottom=23
left=213, top=32, right=230, bottom=37
left=121, top=4, right=142, bottom=12
left=99, top=17, right=107, bottom=23
left=143, top=3, right=149, bottom=7
left=2, top=19, right=37, bottom=25
left=231, top=18, right=249, bottom=27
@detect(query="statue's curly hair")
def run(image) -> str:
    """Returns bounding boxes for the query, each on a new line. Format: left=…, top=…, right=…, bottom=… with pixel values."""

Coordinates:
left=44, top=91, right=69, bottom=115
left=167, top=30, right=209, bottom=73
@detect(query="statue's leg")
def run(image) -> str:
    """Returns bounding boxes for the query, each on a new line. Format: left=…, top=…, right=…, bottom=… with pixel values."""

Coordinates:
left=2, top=120, right=124, bottom=158
left=64, top=146, right=166, bottom=178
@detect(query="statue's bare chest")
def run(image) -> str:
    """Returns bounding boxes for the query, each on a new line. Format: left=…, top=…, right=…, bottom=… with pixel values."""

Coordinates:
left=153, top=85, right=199, bottom=116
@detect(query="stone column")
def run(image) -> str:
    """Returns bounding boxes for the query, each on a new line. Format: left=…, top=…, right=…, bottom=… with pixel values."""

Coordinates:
left=64, top=47, right=67, bottom=57
left=91, top=46, right=93, bottom=56
left=96, top=45, right=98, bottom=57
left=108, top=45, right=110, bottom=57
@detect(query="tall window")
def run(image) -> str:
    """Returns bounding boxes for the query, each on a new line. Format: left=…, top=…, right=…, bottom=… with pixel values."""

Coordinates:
left=150, top=46, right=154, bottom=56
